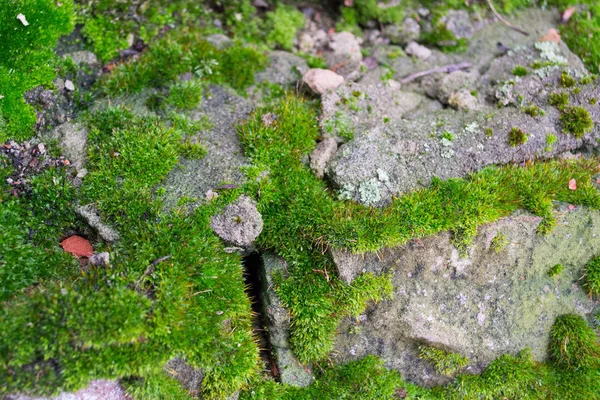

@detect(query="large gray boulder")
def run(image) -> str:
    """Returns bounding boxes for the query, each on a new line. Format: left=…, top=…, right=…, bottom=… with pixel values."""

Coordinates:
left=332, top=206, right=600, bottom=387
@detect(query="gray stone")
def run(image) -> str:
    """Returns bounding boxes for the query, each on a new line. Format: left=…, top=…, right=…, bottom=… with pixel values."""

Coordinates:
left=50, top=123, right=88, bottom=172
left=325, top=32, right=363, bottom=79
left=76, top=204, right=120, bottom=243
left=302, top=69, right=344, bottom=95
left=211, top=195, right=263, bottom=247
left=205, top=34, right=232, bottom=50
left=64, top=51, right=99, bottom=67
left=164, top=358, right=204, bottom=397
left=310, top=138, right=338, bottom=178
left=447, top=88, right=480, bottom=111
left=90, top=252, right=110, bottom=267
left=5, top=380, right=127, bottom=400
left=385, top=18, right=421, bottom=46
left=261, top=253, right=314, bottom=386
left=440, top=10, right=476, bottom=39
left=255, top=51, right=308, bottom=87
left=64, top=80, right=75, bottom=92
left=332, top=207, right=600, bottom=387
left=160, top=86, right=253, bottom=210
left=405, top=41, right=432, bottom=61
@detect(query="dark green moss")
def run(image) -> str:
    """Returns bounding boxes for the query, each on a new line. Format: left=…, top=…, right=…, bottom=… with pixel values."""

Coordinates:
left=559, top=106, right=594, bottom=138
left=508, top=127, right=528, bottom=147
left=548, top=263, right=564, bottom=277
left=419, top=345, right=469, bottom=376
left=549, top=314, right=600, bottom=370
left=582, top=255, right=600, bottom=297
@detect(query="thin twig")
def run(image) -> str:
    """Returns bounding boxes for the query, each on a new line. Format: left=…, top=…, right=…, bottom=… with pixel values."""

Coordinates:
left=135, top=255, right=171, bottom=288
left=486, top=0, right=529, bottom=36
left=399, top=62, right=473, bottom=84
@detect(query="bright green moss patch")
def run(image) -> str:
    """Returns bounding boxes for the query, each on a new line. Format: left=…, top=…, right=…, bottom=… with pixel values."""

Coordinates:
left=0, top=0, right=75, bottom=141
left=549, top=314, right=600, bottom=370
left=549, top=92, right=569, bottom=109
left=557, top=4, right=600, bottom=74
left=264, top=4, right=305, bottom=51
left=522, top=104, right=545, bottom=117
left=512, top=65, right=528, bottom=76
left=582, top=255, right=600, bottom=297
left=560, top=70, right=577, bottom=88
left=508, top=127, right=528, bottom=146
left=102, top=27, right=267, bottom=96
left=491, top=232, right=508, bottom=253
left=548, top=263, right=564, bottom=277
left=167, top=80, right=205, bottom=110
left=559, top=106, right=594, bottom=138
left=419, top=345, right=469, bottom=376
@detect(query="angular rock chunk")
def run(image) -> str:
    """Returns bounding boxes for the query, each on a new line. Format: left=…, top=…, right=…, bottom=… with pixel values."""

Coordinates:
left=211, top=195, right=263, bottom=247
left=333, top=207, right=600, bottom=387
left=303, top=69, right=344, bottom=95
left=325, top=32, right=363, bottom=79
left=310, top=138, right=338, bottom=178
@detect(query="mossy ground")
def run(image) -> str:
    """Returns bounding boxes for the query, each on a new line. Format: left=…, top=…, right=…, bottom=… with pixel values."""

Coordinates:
left=1, top=0, right=600, bottom=399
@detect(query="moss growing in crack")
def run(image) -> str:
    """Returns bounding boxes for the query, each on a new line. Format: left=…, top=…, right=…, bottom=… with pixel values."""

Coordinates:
left=508, top=127, right=528, bottom=147
left=560, top=106, right=594, bottom=138
left=549, top=314, right=600, bottom=370
left=512, top=65, right=528, bottom=77
left=582, top=255, right=600, bottom=297
left=419, top=345, right=469, bottom=376
left=0, top=0, right=75, bottom=141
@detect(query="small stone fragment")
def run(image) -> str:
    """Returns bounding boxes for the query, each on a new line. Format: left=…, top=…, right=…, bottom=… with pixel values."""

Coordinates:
left=206, top=189, right=219, bottom=201
left=326, top=32, right=363, bottom=78
left=310, top=138, right=338, bottom=178
left=405, top=41, right=432, bottom=61
left=16, top=13, right=28, bottom=26
left=64, top=51, right=99, bottom=66
left=64, top=80, right=75, bottom=91
left=61, top=235, right=94, bottom=258
left=90, top=252, right=110, bottom=266
left=302, top=68, right=344, bottom=95
left=76, top=204, right=121, bottom=242
left=448, top=89, right=480, bottom=111
left=210, top=195, right=263, bottom=247
left=569, top=178, right=577, bottom=191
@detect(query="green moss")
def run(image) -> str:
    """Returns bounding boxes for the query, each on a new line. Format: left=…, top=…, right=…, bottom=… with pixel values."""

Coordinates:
left=559, top=106, right=594, bottom=138
left=545, top=133, right=557, bottom=152
left=549, top=91, right=570, bottom=109
left=349, top=0, right=405, bottom=25
left=589, top=97, right=598, bottom=105
left=582, top=255, right=600, bottom=297
left=548, top=263, right=564, bottom=277
left=512, top=65, right=528, bottom=76
left=264, top=4, right=305, bottom=51
left=491, top=232, right=508, bottom=254
left=508, top=127, right=528, bottom=147
left=419, top=345, right=469, bottom=376
left=549, top=314, right=600, bottom=370
left=560, top=70, right=577, bottom=88
left=421, top=24, right=468, bottom=53
left=0, top=0, right=75, bottom=141
left=441, top=131, right=455, bottom=141
left=555, top=4, right=600, bottom=74
left=522, top=104, right=545, bottom=117
left=167, top=80, right=204, bottom=110
left=485, top=127, right=493, bottom=138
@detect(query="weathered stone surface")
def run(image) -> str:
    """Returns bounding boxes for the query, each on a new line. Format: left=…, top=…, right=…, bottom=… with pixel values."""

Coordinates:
left=325, top=32, right=363, bottom=79
left=161, top=85, right=252, bottom=210
left=6, top=380, right=127, bottom=400
left=385, top=18, right=420, bottom=46
left=165, top=358, right=204, bottom=397
left=261, top=253, right=314, bottom=387
left=255, top=51, right=308, bottom=87
left=76, top=204, right=120, bottom=243
left=405, top=41, right=432, bottom=61
left=302, top=68, right=344, bottom=95
left=310, top=138, right=338, bottom=178
left=448, top=88, right=480, bottom=111
left=63, top=51, right=99, bottom=66
left=332, top=207, right=600, bottom=387
left=439, top=10, right=476, bottom=39
left=211, top=195, right=263, bottom=247
left=50, top=122, right=88, bottom=173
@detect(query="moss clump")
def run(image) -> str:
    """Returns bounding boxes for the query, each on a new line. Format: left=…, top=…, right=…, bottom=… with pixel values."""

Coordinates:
left=167, top=80, right=204, bottom=110
left=0, top=0, right=75, bottom=141
left=582, top=255, right=600, bottom=297
left=522, top=104, right=545, bottom=117
left=559, top=106, right=594, bottom=138
left=419, top=345, right=469, bottom=376
left=589, top=97, right=598, bottom=105
left=264, top=4, right=305, bottom=51
left=545, top=133, right=557, bottom=152
left=560, top=70, right=577, bottom=88
left=347, top=0, right=405, bottom=25
left=555, top=4, right=600, bottom=74
left=548, top=263, right=564, bottom=277
left=512, top=65, right=528, bottom=76
left=421, top=24, right=468, bottom=53
left=508, top=127, right=528, bottom=147
left=549, top=92, right=570, bottom=109
left=491, top=232, right=508, bottom=253
left=485, top=127, right=493, bottom=138
left=549, top=314, right=600, bottom=370
left=441, top=131, right=455, bottom=141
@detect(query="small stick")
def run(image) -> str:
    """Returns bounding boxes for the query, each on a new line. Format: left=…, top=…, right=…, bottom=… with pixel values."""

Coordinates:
left=135, top=255, right=171, bottom=288
left=399, top=62, right=473, bottom=84
left=486, top=0, right=529, bottom=36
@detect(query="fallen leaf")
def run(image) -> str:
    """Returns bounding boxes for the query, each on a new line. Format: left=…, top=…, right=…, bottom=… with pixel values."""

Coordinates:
left=568, top=178, right=577, bottom=190
left=539, top=28, right=561, bottom=44
left=61, top=235, right=93, bottom=258
left=561, top=7, right=576, bottom=24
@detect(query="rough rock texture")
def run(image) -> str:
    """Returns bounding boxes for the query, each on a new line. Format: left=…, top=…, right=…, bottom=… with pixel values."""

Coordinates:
left=439, top=10, right=476, bottom=39
left=165, top=358, right=204, bottom=397
left=255, top=51, right=308, bottom=87
left=75, top=204, right=121, bottom=243
left=405, top=41, right=432, bottom=61
left=5, top=380, right=127, bottom=400
left=302, top=69, right=344, bottom=95
left=211, top=195, right=263, bottom=247
left=309, top=138, right=338, bottom=178
left=49, top=122, right=88, bottom=173
left=385, top=18, right=420, bottom=46
left=63, top=51, right=99, bottom=67
left=325, top=32, right=363, bottom=79
left=332, top=207, right=600, bottom=387
left=205, top=33, right=232, bottom=49
left=161, top=86, right=253, bottom=210
left=260, top=253, right=314, bottom=386
left=324, top=34, right=600, bottom=205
